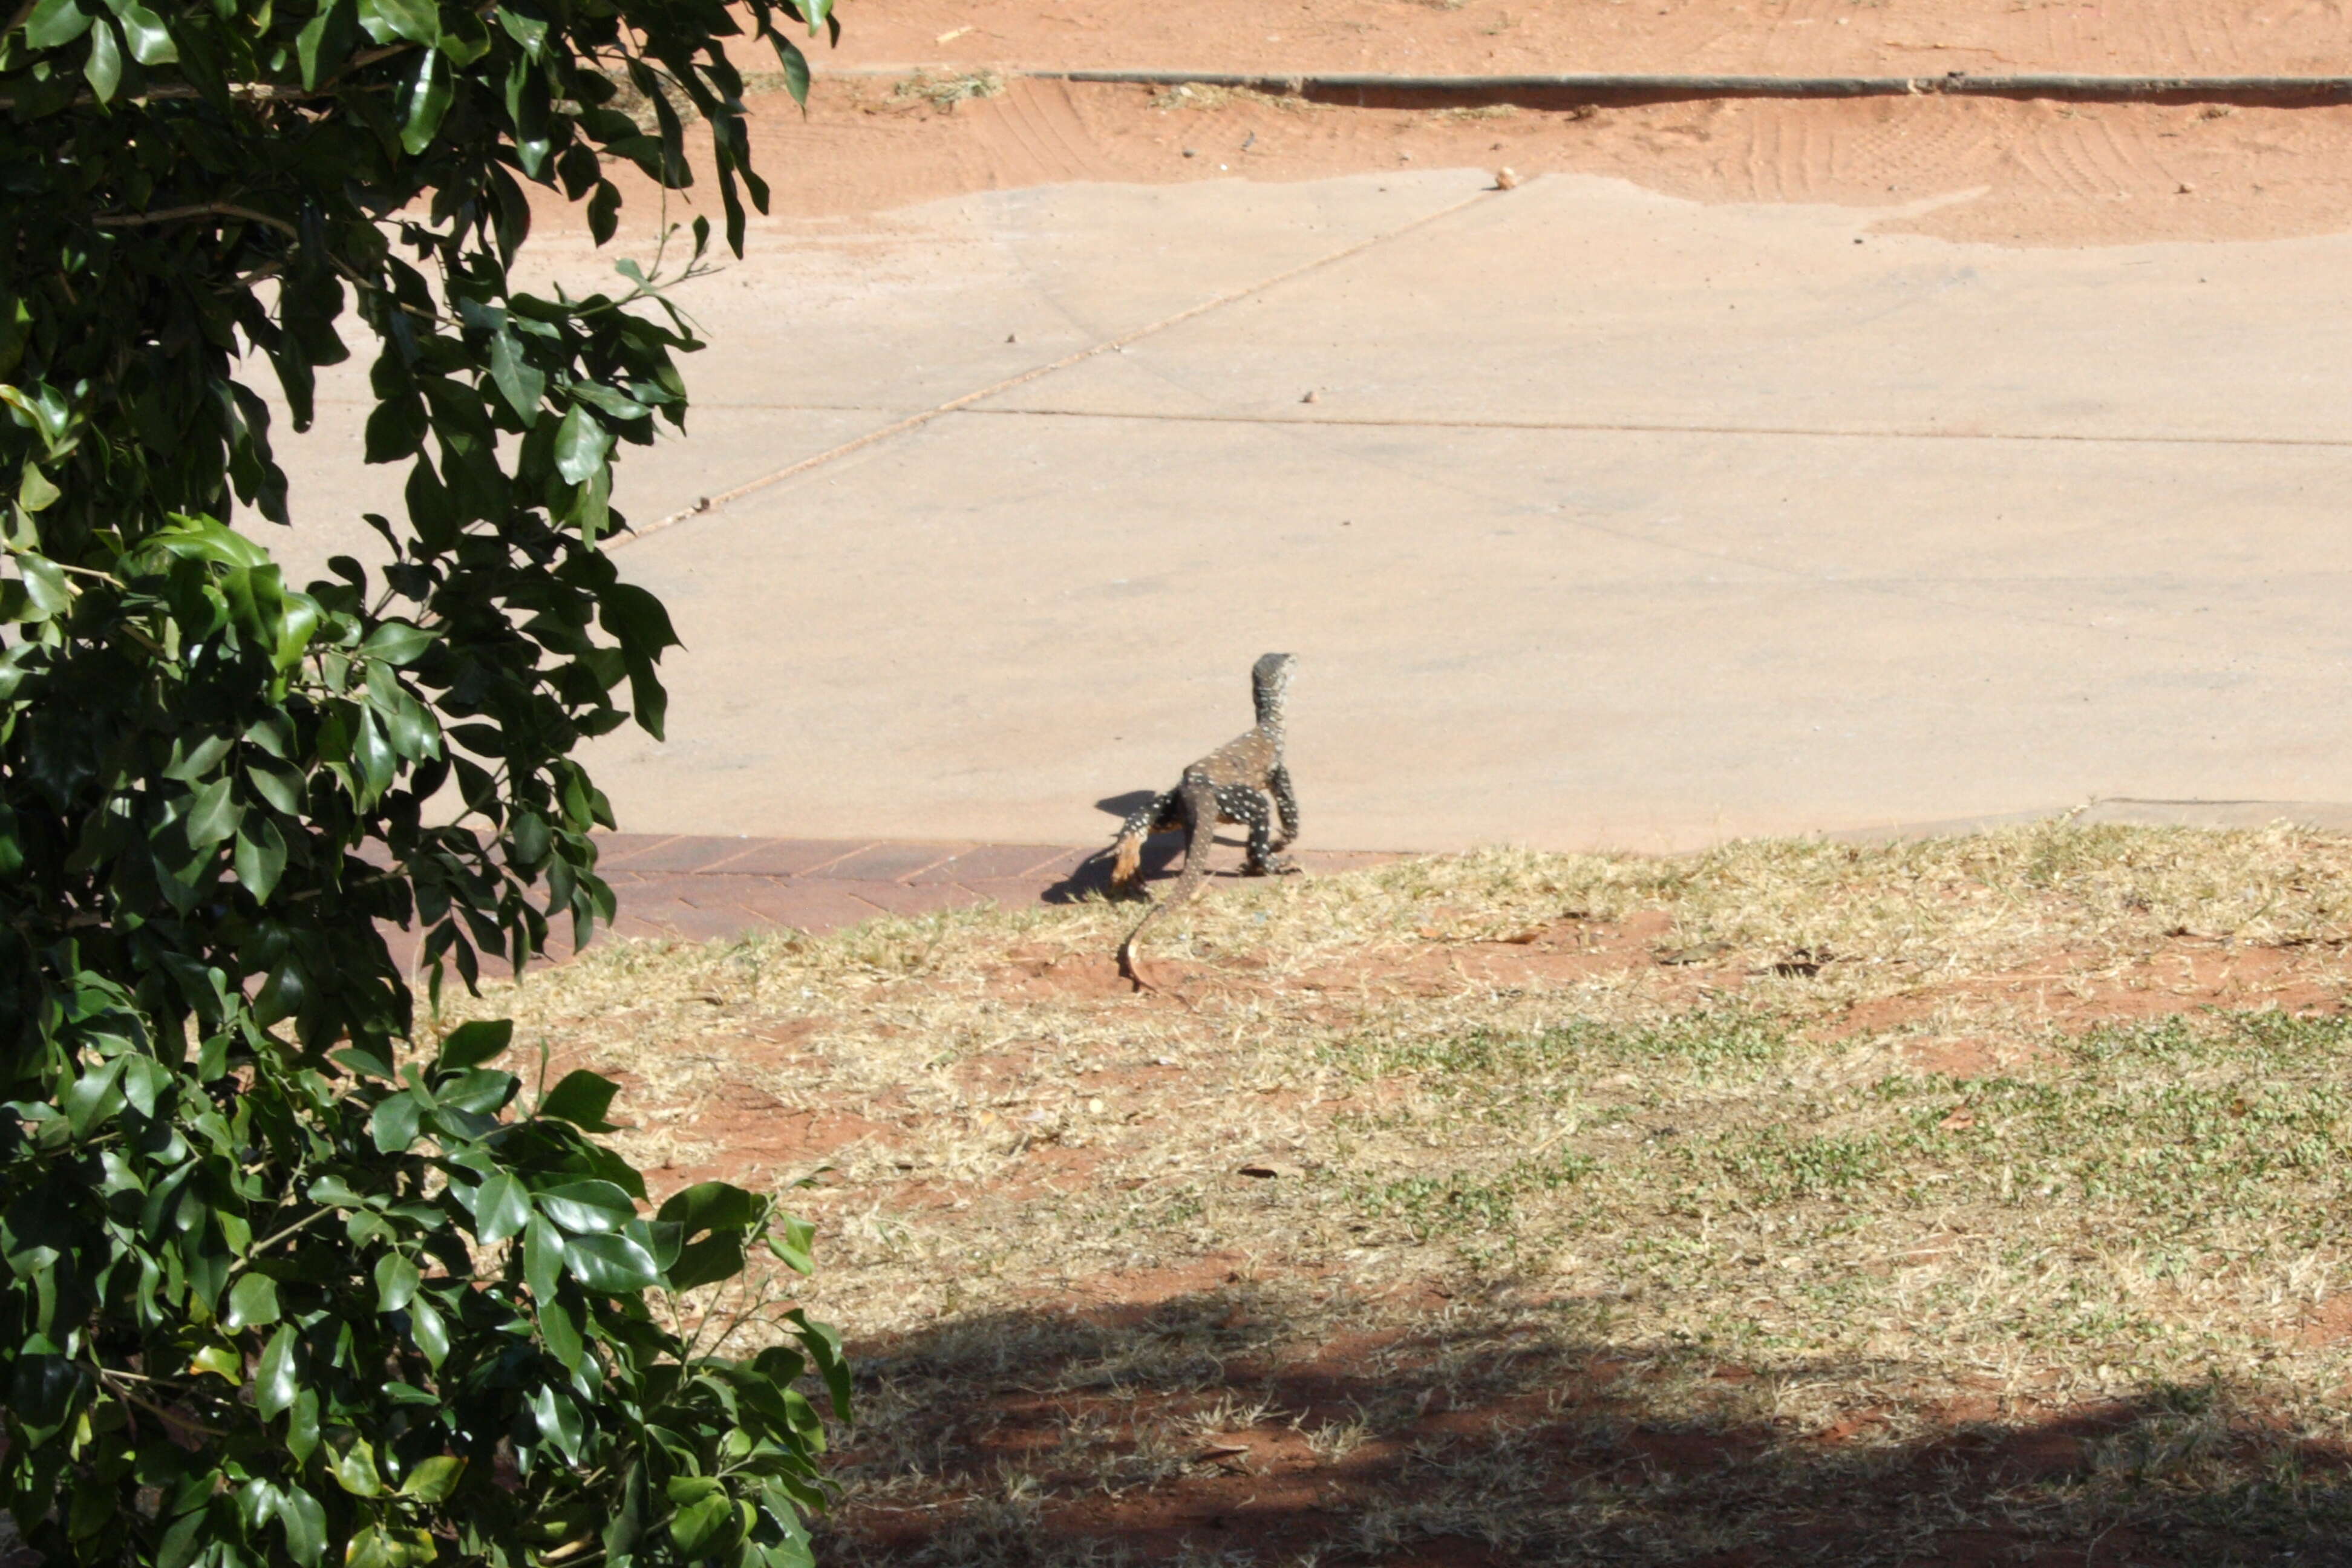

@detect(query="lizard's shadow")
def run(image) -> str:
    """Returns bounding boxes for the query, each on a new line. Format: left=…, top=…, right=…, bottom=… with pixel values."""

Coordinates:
left=1040, top=794, right=1245, bottom=904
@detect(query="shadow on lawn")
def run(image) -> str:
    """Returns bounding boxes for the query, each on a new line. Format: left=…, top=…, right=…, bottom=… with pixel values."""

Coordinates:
left=811, top=1282, right=2352, bottom=1568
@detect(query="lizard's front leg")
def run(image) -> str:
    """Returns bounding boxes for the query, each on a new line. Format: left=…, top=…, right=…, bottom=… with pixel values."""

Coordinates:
left=1267, top=763, right=1299, bottom=852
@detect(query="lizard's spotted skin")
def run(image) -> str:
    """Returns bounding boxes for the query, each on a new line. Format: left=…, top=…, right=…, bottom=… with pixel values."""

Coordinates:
left=1111, top=653, right=1300, bottom=986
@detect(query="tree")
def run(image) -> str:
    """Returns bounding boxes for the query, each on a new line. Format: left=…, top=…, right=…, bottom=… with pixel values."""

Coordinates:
left=0, top=0, right=848, bottom=1562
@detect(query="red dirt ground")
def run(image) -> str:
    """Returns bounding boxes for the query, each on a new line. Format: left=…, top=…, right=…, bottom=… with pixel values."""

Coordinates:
left=558, top=924, right=2352, bottom=1563
left=568, top=74, right=2352, bottom=252
left=547, top=0, right=2352, bottom=250
left=816, top=0, right=2352, bottom=82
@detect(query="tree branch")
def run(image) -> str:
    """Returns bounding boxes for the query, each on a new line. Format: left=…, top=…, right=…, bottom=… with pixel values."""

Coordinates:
left=93, top=202, right=301, bottom=237
left=100, top=1373, right=229, bottom=1440
left=0, top=43, right=416, bottom=110
left=224, top=1203, right=336, bottom=1277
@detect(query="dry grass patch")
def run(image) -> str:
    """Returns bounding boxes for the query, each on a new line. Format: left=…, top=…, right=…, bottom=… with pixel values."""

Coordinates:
left=892, top=69, right=1008, bottom=111
left=442, top=823, right=2352, bottom=1564
left=1149, top=82, right=1318, bottom=115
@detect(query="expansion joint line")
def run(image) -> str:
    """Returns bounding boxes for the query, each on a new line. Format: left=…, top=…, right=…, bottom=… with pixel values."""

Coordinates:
left=611, top=186, right=1499, bottom=548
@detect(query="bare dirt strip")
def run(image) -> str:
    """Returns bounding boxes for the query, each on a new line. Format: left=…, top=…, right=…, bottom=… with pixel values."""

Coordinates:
left=814, top=0, right=2352, bottom=85
left=564, top=66, right=2352, bottom=252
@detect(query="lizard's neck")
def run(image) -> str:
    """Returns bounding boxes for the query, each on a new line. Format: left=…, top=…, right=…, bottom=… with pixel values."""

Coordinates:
left=1256, top=704, right=1285, bottom=743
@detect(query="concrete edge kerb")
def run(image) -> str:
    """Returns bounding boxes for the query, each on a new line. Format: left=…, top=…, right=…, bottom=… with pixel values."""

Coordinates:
left=811, top=64, right=2352, bottom=107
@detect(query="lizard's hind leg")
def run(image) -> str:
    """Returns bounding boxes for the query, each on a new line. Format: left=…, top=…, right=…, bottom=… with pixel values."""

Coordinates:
left=1219, top=784, right=1297, bottom=877
left=1108, top=789, right=1180, bottom=895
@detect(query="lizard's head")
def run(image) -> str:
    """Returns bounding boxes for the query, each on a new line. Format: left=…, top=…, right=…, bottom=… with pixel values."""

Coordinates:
left=1252, top=652, right=1296, bottom=720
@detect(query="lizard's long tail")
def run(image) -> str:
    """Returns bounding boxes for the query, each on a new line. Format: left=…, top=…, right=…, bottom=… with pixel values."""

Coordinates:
left=1119, top=780, right=1218, bottom=987
left=1108, top=789, right=1178, bottom=895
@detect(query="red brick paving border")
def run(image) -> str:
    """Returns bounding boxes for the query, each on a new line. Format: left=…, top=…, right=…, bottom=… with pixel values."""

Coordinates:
left=383, top=834, right=1397, bottom=975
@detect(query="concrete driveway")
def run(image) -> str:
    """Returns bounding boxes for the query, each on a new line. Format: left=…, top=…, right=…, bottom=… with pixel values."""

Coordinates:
left=270, top=168, right=2352, bottom=852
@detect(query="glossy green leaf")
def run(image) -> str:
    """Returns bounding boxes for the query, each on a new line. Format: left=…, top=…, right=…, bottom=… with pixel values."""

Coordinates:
left=399, top=48, right=454, bottom=155
left=254, top=1325, right=298, bottom=1419
left=24, top=0, right=94, bottom=47
left=345, top=1526, right=391, bottom=1568
left=563, top=1231, right=662, bottom=1293
left=234, top=817, right=287, bottom=902
left=494, top=4, right=544, bottom=54
left=61, top=1054, right=126, bottom=1135
left=666, top=1233, right=745, bottom=1292
left=602, top=1464, right=649, bottom=1562
left=537, top=1069, right=621, bottom=1132
left=598, top=583, right=679, bottom=661
left=534, top=1178, right=633, bottom=1233
left=523, top=1212, right=563, bottom=1304
left=374, top=1252, right=420, bottom=1312
left=80, top=13, right=120, bottom=100
left=189, top=1344, right=241, bottom=1382
left=330, top=1435, right=382, bottom=1497
left=489, top=330, right=545, bottom=424
left=356, top=0, right=435, bottom=45
left=408, top=1294, right=448, bottom=1367
left=538, top=1293, right=584, bottom=1370
left=121, top=1054, right=170, bottom=1117
left=279, top=1486, right=326, bottom=1567
left=185, top=777, right=244, bottom=849
left=551, top=403, right=610, bottom=485
left=768, top=1212, right=817, bottom=1275
left=667, top=1492, right=734, bottom=1558
left=399, top=1455, right=466, bottom=1504
left=105, top=0, right=175, bottom=64
left=362, top=396, right=426, bottom=462
left=243, top=757, right=304, bottom=814
left=587, top=181, right=621, bottom=244
left=368, top=1091, right=423, bottom=1153
left=472, top=1172, right=530, bottom=1246
left=772, top=33, right=809, bottom=105
left=433, top=1017, right=511, bottom=1072
left=360, top=619, right=434, bottom=665
left=287, top=1388, right=321, bottom=1463
left=15, top=556, right=70, bottom=622
left=658, top=1180, right=763, bottom=1233
left=224, top=1272, right=279, bottom=1328
left=788, top=1308, right=853, bottom=1420
left=17, top=461, right=60, bottom=513
left=294, top=0, right=355, bottom=87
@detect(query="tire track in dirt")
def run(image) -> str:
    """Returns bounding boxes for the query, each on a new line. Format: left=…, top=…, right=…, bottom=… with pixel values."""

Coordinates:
left=569, top=80, right=2352, bottom=252
left=964, top=79, right=1115, bottom=189
left=1752, top=0, right=1844, bottom=78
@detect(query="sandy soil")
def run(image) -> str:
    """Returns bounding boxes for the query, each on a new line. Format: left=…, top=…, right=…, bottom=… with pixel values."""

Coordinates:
left=654, top=76, right=2352, bottom=247
left=502, top=0, right=2352, bottom=253
left=657, top=0, right=2352, bottom=250
left=817, top=0, right=2352, bottom=80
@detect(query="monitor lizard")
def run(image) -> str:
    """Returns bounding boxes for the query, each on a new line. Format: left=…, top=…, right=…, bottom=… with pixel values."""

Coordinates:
left=1109, top=652, right=1300, bottom=986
